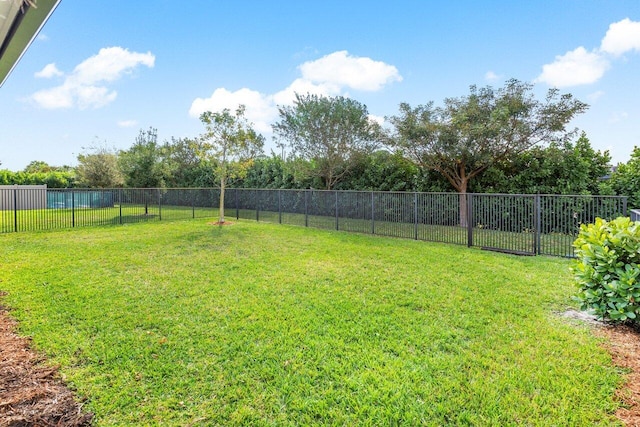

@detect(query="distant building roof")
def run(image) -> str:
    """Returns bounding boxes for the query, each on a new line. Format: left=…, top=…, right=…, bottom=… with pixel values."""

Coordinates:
left=0, top=0, right=61, bottom=87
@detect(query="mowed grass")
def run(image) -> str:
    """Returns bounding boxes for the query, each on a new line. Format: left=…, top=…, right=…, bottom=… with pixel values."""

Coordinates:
left=0, top=220, right=621, bottom=426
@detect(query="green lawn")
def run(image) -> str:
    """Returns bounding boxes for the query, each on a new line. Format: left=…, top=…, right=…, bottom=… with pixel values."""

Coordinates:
left=0, top=220, right=622, bottom=425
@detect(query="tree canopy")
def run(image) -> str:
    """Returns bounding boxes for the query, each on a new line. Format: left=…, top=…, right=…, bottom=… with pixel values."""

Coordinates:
left=76, top=144, right=123, bottom=188
left=119, top=127, right=169, bottom=188
left=273, top=93, right=382, bottom=190
left=388, top=79, right=588, bottom=194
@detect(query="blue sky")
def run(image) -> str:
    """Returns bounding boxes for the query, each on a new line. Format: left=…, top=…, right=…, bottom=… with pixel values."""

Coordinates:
left=1, top=0, right=640, bottom=171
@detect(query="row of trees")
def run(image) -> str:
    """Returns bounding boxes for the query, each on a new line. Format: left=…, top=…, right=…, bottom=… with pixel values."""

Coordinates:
left=2, top=79, right=638, bottom=209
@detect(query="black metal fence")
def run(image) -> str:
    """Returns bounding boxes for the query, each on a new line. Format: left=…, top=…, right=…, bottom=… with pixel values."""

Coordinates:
left=0, top=187, right=627, bottom=257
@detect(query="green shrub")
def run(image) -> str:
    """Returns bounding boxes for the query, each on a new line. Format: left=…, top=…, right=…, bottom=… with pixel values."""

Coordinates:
left=572, top=216, right=640, bottom=323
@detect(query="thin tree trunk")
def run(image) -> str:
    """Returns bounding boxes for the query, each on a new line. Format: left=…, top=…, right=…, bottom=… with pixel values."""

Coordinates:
left=219, top=179, right=225, bottom=223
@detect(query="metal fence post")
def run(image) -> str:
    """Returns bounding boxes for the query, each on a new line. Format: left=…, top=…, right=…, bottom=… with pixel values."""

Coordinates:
left=13, top=188, right=17, bottom=232
left=71, top=190, right=75, bottom=228
left=534, top=194, right=541, bottom=255
left=119, top=189, right=123, bottom=225
left=335, top=191, right=339, bottom=231
left=256, top=190, right=260, bottom=222
left=371, top=191, right=375, bottom=235
left=235, top=189, right=239, bottom=220
left=414, top=192, right=418, bottom=240
left=158, top=188, right=162, bottom=221
left=623, top=196, right=628, bottom=217
left=278, top=189, right=282, bottom=224
left=466, top=193, right=473, bottom=247
left=305, top=190, right=309, bottom=227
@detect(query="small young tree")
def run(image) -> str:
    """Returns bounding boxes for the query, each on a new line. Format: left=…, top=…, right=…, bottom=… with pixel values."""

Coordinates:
left=199, top=106, right=264, bottom=223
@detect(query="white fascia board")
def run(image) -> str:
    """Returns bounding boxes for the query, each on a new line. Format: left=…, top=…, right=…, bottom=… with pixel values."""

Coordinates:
left=0, top=0, right=61, bottom=88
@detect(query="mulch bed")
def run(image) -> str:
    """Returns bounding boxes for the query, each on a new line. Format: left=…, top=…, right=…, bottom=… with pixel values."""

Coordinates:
left=0, top=300, right=93, bottom=427
left=597, top=323, right=640, bottom=427
left=0, top=296, right=639, bottom=426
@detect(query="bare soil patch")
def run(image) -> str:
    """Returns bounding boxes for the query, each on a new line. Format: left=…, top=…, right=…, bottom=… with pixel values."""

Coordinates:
left=0, top=299, right=93, bottom=427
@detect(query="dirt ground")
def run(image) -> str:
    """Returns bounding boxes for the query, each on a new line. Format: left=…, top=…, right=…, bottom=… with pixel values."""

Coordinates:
left=0, top=302, right=639, bottom=427
left=0, top=299, right=93, bottom=427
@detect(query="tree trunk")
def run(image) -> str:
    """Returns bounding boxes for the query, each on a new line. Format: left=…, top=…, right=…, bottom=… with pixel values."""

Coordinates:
left=458, top=180, right=469, bottom=228
left=219, top=179, right=226, bottom=223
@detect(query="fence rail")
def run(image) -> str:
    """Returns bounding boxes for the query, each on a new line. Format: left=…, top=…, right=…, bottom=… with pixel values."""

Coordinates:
left=0, top=187, right=627, bottom=257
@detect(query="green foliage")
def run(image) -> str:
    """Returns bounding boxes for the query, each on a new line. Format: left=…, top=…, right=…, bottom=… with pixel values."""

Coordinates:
left=119, top=127, right=170, bottom=188
left=610, top=146, right=640, bottom=208
left=336, top=150, right=420, bottom=191
left=162, top=137, right=215, bottom=188
left=0, top=169, right=75, bottom=188
left=273, top=93, right=381, bottom=190
left=572, top=217, right=640, bottom=322
left=76, top=143, right=124, bottom=188
left=472, top=132, right=611, bottom=195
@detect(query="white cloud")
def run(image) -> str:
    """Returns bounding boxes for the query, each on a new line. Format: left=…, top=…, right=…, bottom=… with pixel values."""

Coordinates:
left=31, top=83, right=75, bottom=109
left=31, top=47, right=155, bottom=110
left=484, top=71, right=500, bottom=81
left=36, top=33, right=49, bottom=42
left=189, top=50, right=401, bottom=133
left=587, top=90, right=605, bottom=102
left=272, top=78, right=341, bottom=106
left=117, top=120, right=139, bottom=128
left=189, top=87, right=276, bottom=133
left=536, top=18, right=640, bottom=88
left=608, top=111, right=629, bottom=124
left=34, top=63, right=63, bottom=79
left=600, top=18, right=640, bottom=56
left=71, top=47, right=155, bottom=86
left=298, top=50, right=402, bottom=91
left=535, top=46, right=609, bottom=87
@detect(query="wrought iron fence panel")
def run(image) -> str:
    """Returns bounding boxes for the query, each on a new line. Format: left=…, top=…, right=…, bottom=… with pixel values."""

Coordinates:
left=236, top=188, right=257, bottom=220
left=416, top=193, right=467, bottom=245
left=336, top=191, right=372, bottom=234
left=306, top=190, right=336, bottom=230
left=279, top=190, right=307, bottom=227
left=0, top=187, right=628, bottom=258
left=471, top=194, right=536, bottom=255
left=372, top=192, right=415, bottom=239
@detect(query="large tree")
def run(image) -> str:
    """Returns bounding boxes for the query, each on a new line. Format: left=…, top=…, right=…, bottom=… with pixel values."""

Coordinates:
left=273, top=93, right=381, bottom=190
left=119, top=127, right=168, bottom=188
left=388, top=79, right=588, bottom=225
left=199, top=106, right=264, bottom=224
left=76, top=143, right=123, bottom=188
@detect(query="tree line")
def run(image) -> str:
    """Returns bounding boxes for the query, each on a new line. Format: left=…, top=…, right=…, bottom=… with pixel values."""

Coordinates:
left=2, top=79, right=639, bottom=207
